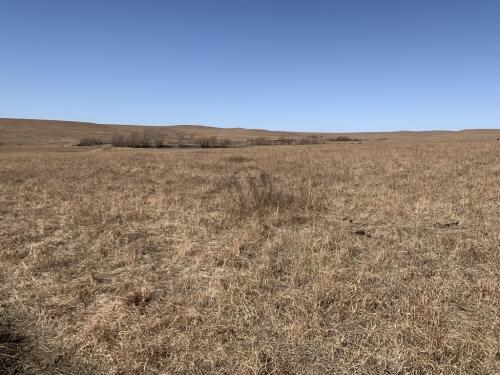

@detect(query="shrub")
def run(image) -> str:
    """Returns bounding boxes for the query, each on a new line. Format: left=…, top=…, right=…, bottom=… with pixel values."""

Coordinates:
left=277, top=137, right=294, bottom=145
left=297, top=138, right=311, bottom=145
left=111, top=130, right=166, bottom=148
left=227, top=167, right=295, bottom=214
left=78, top=138, right=103, bottom=146
left=196, top=136, right=219, bottom=148
left=111, top=133, right=127, bottom=147
left=128, top=131, right=143, bottom=147
left=141, top=129, right=164, bottom=148
left=326, top=136, right=362, bottom=142
left=253, top=137, right=271, bottom=146
left=220, top=138, right=232, bottom=147
left=176, top=133, right=187, bottom=146
left=152, top=133, right=165, bottom=148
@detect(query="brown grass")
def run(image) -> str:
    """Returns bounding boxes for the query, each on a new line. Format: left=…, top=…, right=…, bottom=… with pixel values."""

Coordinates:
left=0, top=140, right=499, bottom=374
left=2, top=118, right=500, bottom=146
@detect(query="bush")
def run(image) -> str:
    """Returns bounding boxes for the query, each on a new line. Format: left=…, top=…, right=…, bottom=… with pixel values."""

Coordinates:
left=220, top=138, right=232, bottom=147
left=153, top=134, right=165, bottom=148
left=227, top=167, right=295, bottom=214
left=277, top=137, right=294, bottom=145
left=326, top=136, right=362, bottom=142
left=128, top=131, right=143, bottom=147
left=253, top=137, right=271, bottom=146
left=196, top=136, right=219, bottom=148
left=78, top=138, right=103, bottom=146
left=111, top=130, right=166, bottom=148
left=111, top=133, right=127, bottom=147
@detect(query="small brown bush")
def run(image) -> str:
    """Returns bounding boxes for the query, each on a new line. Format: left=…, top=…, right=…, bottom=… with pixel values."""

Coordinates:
left=326, top=136, right=362, bottom=142
left=111, top=133, right=127, bottom=147
left=277, top=137, right=294, bottom=145
left=227, top=167, right=295, bottom=214
left=152, top=132, right=165, bottom=148
left=196, top=136, right=223, bottom=148
left=78, top=138, right=103, bottom=146
left=111, top=130, right=166, bottom=148
left=128, top=131, right=143, bottom=147
left=220, top=138, right=232, bottom=147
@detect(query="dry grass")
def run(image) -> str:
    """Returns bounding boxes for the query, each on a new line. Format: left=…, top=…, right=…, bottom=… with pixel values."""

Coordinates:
left=2, top=118, right=500, bottom=146
left=0, top=141, right=499, bottom=374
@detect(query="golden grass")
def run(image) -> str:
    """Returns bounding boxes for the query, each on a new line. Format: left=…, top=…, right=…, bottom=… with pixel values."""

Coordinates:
left=0, top=141, right=499, bottom=374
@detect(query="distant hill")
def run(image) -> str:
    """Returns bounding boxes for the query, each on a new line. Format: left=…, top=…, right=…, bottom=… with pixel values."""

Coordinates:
left=0, top=118, right=498, bottom=145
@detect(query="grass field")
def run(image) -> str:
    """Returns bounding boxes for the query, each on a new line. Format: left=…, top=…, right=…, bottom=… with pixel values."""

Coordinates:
left=0, top=125, right=499, bottom=373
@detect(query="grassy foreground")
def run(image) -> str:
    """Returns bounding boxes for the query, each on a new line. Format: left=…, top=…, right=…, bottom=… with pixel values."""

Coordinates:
left=0, top=141, right=498, bottom=374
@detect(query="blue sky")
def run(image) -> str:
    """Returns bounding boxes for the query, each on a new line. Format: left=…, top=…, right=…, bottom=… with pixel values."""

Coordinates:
left=1, top=0, right=499, bottom=131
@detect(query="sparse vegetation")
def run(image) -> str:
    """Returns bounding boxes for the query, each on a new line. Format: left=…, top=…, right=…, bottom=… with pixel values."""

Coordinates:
left=1, top=141, right=498, bottom=374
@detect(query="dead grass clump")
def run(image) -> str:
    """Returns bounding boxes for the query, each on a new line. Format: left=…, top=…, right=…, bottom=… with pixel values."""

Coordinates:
left=226, top=167, right=295, bottom=214
left=226, top=155, right=252, bottom=163
left=124, top=288, right=155, bottom=309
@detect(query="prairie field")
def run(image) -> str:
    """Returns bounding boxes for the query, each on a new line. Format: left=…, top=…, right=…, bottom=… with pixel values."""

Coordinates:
left=0, top=140, right=499, bottom=374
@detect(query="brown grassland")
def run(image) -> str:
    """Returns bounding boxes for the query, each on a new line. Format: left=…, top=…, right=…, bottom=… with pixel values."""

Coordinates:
left=0, top=121, right=499, bottom=374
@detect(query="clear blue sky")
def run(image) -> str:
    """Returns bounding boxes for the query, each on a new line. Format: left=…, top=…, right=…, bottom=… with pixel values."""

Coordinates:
left=1, top=0, right=499, bottom=131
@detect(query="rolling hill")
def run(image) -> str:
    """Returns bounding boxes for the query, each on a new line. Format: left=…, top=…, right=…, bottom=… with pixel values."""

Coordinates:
left=0, top=118, right=499, bottom=146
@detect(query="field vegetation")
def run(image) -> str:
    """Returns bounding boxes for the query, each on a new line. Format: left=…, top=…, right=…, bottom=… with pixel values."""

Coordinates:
left=81, top=130, right=361, bottom=149
left=0, top=138, right=499, bottom=374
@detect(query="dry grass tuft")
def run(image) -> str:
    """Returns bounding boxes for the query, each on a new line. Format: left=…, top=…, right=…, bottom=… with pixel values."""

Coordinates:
left=226, top=167, right=294, bottom=214
left=226, top=155, right=252, bottom=163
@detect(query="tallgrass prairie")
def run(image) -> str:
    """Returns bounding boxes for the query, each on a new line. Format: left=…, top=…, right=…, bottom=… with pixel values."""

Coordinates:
left=0, top=141, right=499, bottom=374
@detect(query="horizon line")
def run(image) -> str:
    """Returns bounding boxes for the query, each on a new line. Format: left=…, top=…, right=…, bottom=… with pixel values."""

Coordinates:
left=1, top=116, right=499, bottom=134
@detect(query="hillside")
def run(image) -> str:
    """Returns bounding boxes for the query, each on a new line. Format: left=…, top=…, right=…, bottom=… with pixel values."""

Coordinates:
left=1, top=118, right=499, bottom=146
